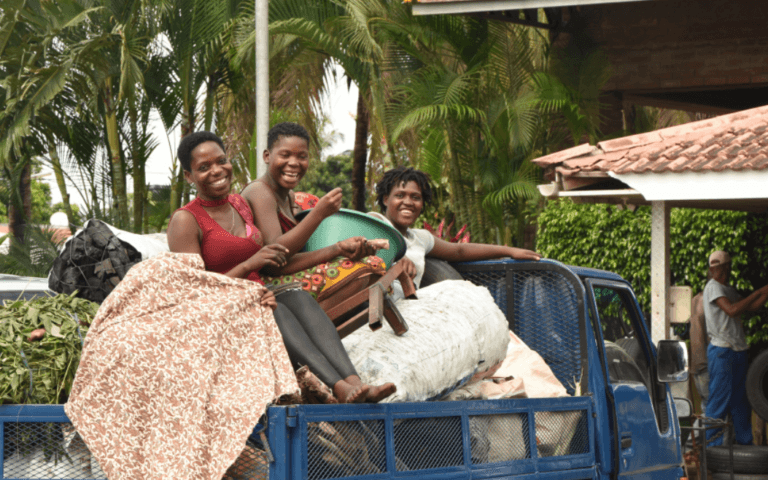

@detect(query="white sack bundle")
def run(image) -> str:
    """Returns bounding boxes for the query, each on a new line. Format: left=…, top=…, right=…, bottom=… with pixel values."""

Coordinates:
left=342, top=279, right=510, bottom=402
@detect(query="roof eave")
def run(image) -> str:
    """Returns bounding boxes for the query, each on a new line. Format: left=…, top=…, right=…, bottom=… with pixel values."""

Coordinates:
left=411, top=0, right=651, bottom=16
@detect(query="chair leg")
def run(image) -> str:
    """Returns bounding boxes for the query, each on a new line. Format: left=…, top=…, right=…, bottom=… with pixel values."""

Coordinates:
left=336, top=310, right=370, bottom=339
left=383, top=297, right=409, bottom=336
left=368, top=284, right=385, bottom=331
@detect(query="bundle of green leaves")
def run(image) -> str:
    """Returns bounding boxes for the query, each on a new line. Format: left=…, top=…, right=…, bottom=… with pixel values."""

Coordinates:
left=0, top=293, right=98, bottom=404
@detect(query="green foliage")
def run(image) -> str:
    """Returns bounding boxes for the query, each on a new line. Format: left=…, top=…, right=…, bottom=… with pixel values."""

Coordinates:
left=0, top=164, right=54, bottom=224
left=0, top=225, right=64, bottom=277
left=537, top=199, right=768, bottom=345
left=297, top=153, right=354, bottom=209
left=0, top=292, right=98, bottom=404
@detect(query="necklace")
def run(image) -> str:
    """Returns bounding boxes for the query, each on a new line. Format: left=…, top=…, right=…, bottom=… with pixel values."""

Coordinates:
left=198, top=196, right=229, bottom=207
left=227, top=205, right=236, bottom=235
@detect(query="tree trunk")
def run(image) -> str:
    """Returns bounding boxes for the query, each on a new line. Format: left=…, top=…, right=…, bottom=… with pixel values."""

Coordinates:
left=351, top=92, right=369, bottom=212
left=444, top=127, right=471, bottom=235
left=172, top=105, right=195, bottom=213
left=47, top=139, right=77, bottom=231
left=203, top=75, right=218, bottom=132
left=104, top=79, right=129, bottom=228
left=8, top=156, right=31, bottom=245
left=129, top=104, right=144, bottom=233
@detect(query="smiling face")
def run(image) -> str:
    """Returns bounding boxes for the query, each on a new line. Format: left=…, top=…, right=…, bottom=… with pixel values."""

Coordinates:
left=264, top=135, right=309, bottom=191
left=383, top=181, right=424, bottom=233
left=184, top=141, right=232, bottom=201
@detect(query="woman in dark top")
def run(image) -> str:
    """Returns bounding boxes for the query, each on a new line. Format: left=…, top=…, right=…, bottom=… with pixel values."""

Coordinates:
left=241, top=123, right=389, bottom=300
left=167, top=131, right=395, bottom=403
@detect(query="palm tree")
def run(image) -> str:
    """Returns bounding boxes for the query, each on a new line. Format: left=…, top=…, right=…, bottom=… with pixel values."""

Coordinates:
left=0, top=0, right=99, bottom=241
left=384, top=16, right=545, bottom=243
left=155, top=0, right=236, bottom=212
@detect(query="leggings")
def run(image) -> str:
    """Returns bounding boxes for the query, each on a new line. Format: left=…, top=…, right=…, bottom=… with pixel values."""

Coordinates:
left=272, top=289, right=358, bottom=387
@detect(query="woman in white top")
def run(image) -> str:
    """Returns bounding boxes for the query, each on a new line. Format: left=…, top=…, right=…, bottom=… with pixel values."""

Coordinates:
left=348, top=167, right=541, bottom=402
left=369, top=167, right=541, bottom=293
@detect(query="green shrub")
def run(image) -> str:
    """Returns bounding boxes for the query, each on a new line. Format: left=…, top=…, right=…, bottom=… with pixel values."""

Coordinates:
left=537, top=199, right=768, bottom=345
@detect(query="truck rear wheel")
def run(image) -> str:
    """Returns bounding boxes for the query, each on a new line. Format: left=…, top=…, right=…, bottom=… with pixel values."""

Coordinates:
left=746, top=350, right=768, bottom=422
left=706, top=446, right=768, bottom=474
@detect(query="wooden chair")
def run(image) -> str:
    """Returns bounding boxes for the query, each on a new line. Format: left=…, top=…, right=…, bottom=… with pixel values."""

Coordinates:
left=318, top=261, right=416, bottom=339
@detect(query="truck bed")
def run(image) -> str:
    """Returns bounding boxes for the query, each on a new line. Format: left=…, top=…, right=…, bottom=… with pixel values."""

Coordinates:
left=1, top=395, right=596, bottom=480
left=2, top=259, right=595, bottom=480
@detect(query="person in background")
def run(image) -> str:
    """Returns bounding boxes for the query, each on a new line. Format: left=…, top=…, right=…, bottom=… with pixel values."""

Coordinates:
left=167, top=131, right=395, bottom=403
left=689, top=279, right=709, bottom=414
left=703, top=250, right=768, bottom=445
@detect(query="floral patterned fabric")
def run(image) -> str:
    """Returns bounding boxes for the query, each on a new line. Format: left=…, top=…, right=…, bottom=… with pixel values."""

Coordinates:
left=65, top=252, right=300, bottom=480
left=263, top=255, right=387, bottom=300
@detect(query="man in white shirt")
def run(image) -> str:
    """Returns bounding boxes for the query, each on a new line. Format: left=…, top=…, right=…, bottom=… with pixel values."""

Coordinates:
left=703, top=250, right=768, bottom=446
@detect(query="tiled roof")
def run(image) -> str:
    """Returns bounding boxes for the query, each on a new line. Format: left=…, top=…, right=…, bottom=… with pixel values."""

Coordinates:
left=533, top=105, right=768, bottom=175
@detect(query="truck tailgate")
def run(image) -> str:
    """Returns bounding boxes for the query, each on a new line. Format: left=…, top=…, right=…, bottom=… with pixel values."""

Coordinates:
left=266, top=396, right=596, bottom=480
left=1, top=397, right=596, bottom=480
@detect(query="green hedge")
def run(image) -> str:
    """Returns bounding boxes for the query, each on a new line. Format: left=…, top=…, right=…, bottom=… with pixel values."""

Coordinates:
left=536, top=199, right=768, bottom=345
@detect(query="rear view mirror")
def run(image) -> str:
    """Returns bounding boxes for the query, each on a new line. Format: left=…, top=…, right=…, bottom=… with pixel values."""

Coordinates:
left=657, top=340, right=688, bottom=383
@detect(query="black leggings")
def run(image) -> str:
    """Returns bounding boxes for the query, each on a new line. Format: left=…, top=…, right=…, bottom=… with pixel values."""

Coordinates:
left=272, top=289, right=358, bottom=387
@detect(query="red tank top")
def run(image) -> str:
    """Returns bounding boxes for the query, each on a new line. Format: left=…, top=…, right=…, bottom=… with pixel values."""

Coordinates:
left=178, top=194, right=264, bottom=284
left=277, top=210, right=297, bottom=233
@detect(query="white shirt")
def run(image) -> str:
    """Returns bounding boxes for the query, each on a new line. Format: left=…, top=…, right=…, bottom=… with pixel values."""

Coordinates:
left=368, top=212, right=435, bottom=301
left=703, top=278, right=747, bottom=351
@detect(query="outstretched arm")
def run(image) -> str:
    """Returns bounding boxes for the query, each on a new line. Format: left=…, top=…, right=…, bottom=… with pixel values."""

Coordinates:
left=427, top=236, right=541, bottom=263
left=242, top=181, right=343, bottom=256
left=261, top=237, right=377, bottom=276
left=714, top=284, right=768, bottom=317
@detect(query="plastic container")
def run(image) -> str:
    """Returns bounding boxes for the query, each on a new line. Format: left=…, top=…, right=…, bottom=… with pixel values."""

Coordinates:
left=294, top=208, right=406, bottom=267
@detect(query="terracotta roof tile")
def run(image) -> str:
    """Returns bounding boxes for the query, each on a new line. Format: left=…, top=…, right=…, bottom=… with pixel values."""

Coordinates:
left=729, top=155, right=756, bottom=171
left=532, top=104, right=768, bottom=176
left=598, top=132, right=662, bottom=153
left=535, top=142, right=596, bottom=166
left=750, top=154, right=768, bottom=170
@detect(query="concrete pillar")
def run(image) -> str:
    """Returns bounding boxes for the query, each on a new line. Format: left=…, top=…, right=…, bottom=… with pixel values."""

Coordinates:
left=651, top=201, right=670, bottom=345
left=255, top=0, right=269, bottom=178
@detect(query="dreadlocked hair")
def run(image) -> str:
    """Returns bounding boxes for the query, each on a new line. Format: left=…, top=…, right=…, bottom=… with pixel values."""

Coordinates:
left=375, top=167, right=433, bottom=212
left=267, top=122, right=310, bottom=150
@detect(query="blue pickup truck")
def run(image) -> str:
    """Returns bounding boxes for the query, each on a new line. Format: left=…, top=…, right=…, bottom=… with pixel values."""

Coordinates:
left=0, top=258, right=689, bottom=480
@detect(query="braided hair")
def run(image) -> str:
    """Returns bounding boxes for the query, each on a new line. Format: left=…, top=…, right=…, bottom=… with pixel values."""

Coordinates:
left=374, top=167, right=433, bottom=212
left=267, top=122, right=310, bottom=150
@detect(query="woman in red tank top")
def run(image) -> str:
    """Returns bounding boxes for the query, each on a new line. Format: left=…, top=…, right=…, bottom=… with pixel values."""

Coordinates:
left=167, top=132, right=395, bottom=404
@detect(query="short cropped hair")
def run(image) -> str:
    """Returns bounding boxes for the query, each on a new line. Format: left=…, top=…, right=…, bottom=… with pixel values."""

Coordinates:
left=177, top=131, right=225, bottom=172
left=267, top=122, right=310, bottom=151
left=374, top=167, right=433, bottom=212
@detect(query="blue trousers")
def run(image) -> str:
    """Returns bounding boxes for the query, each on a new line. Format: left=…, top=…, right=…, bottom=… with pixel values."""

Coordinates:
left=706, top=345, right=752, bottom=446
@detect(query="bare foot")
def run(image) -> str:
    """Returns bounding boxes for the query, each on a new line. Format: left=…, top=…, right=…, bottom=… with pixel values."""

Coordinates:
left=366, top=383, right=396, bottom=403
left=333, top=381, right=370, bottom=403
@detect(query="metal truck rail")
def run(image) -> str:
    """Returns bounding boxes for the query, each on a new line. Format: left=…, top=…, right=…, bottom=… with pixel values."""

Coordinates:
left=1, top=395, right=596, bottom=480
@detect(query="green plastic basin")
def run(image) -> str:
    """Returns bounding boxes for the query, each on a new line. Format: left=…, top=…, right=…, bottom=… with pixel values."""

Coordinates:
left=295, top=208, right=406, bottom=267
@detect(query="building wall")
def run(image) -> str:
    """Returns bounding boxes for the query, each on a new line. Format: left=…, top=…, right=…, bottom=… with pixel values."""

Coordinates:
left=582, top=0, right=768, bottom=93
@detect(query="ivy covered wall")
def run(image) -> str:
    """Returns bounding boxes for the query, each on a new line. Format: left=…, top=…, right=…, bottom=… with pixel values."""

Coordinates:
left=536, top=199, right=768, bottom=346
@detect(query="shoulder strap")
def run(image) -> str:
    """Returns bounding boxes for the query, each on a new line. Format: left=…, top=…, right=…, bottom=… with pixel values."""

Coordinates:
left=229, top=194, right=255, bottom=225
